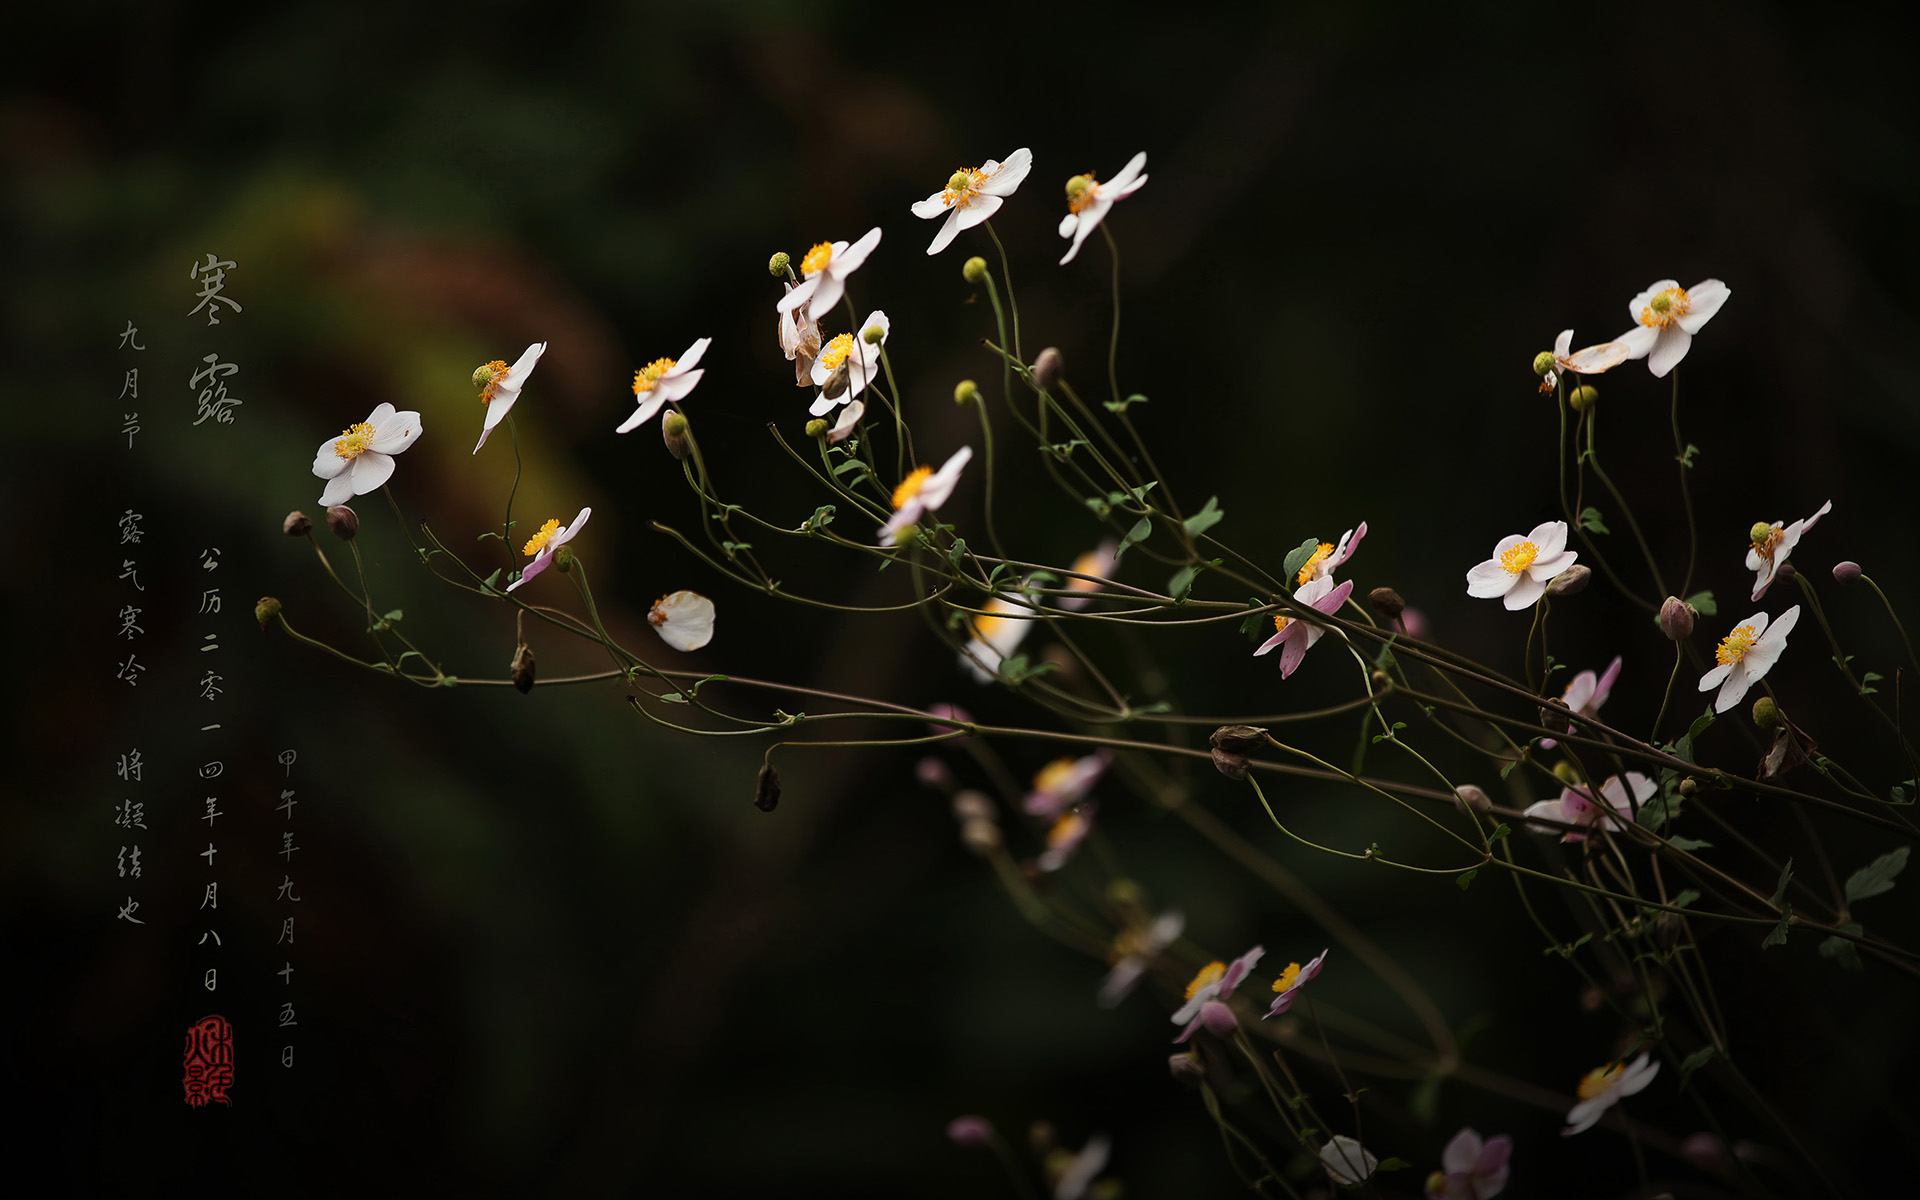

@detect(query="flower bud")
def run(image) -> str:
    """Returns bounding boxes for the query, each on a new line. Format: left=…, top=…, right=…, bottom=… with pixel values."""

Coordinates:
left=1679, top=776, right=1699, bottom=797
left=1749, top=521, right=1775, bottom=546
left=1531, top=350, right=1557, bottom=377
left=1777, top=562, right=1797, bottom=582
left=554, top=545, right=575, bottom=573
left=1368, top=586, right=1406, bottom=620
left=1546, top=565, right=1591, bottom=597
left=1031, top=347, right=1063, bottom=390
left=952, top=789, right=996, bottom=824
left=960, top=818, right=1002, bottom=855
left=754, top=762, right=782, bottom=812
left=254, top=596, right=282, bottom=629
left=510, top=642, right=536, bottom=694
left=862, top=323, right=885, bottom=345
left=1168, top=1050, right=1205, bottom=1087
left=325, top=505, right=359, bottom=540
left=1198, top=999, right=1237, bottom=1037
left=1659, top=596, right=1696, bottom=640
left=1833, top=560, right=1862, bottom=585
left=1553, top=761, right=1582, bottom=786
left=916, top=757, right=954, bottom=792
left=946, top=1116, right=995, bottom=1148
left=804, top=418, right=829, bottom=439
left=1569, top=384, right=1599, bottom=412
left=767, top=251, right=791, bottom=277
left=1211, top=747, right=1250, bottom=782
left=282, top=510, right=312, bottom=537
left=1210, top=725, right=1269, bottom=754
left=962, top=256, right=989, bottom=284
left=662, top=411, right=692, bottom=460
left=1752, top=696, right=1782, bottom=729
left=1454, top=784, right=1491, bottom=815
left=953, top=379, right=981, bottom=406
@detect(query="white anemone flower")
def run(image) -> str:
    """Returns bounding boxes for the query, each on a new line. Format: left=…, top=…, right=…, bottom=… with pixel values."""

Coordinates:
left=1699, top=607, right=1800, bottom=713
left=1052, top=1134, right=1111, bottom=1200
left=878, top=446, right=973, bottom=544
left=1466, top=520, right=1578, bottom=610
left=649, top=590, right=715, bottom=651
left=910, top=148, right=1033, bottom=256
left=472, top=341, right=546, bottom=453
left=809, top=310, right=890, bottom=417
left=312, top=402, right=423, bottom=507
left=1539, top=328, right=1628, bottom=392
left=1294, top=522, right=1367, bottom=587
left=1747, top=500, right=1832, bottom=601
left=1058, top=541, right=1118, bottom=611
left=617, top=338, right=710, bottom=434
left=1058, top=151, right=1149, bottom=265
left=777, top=227, right=881, bottom=319
left=778, top=284, right=821, bottom=386
left=1319, top=1136, right=1379, bottom=1185
left=825, top=399, right=864, bottom=445
left=1563, top=1053, right=1660, bottom=1136
left=1613, top=278, right=1731, bottom=378
left=506, top=507, right=590, bottom=592
left=960, top=592, right=1033, bottom=683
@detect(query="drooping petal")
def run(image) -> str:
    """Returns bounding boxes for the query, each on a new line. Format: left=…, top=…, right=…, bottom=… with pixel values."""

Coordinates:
left=1614, top=325, right=1658, bottom=359
left=826, top=399, right=864, bottom=444
left=318, top=472, right=357, bottom=507
left=1504, top=573, right=1547, bottom=610
left=776, top=274, right=821, bottom=315
left=1712, top=663, right=1755, bottom=713
left=1646, top=327, right=1693, bottom=377
left=1566, top=340, right=1630, bottom=373
left=615, top=394, right=667, bottom=434
left=650, top=590, right=716, bottom=651
left=925, top=208, right=965, bottom=256
left=1466, top=560, right=1515, bottom=598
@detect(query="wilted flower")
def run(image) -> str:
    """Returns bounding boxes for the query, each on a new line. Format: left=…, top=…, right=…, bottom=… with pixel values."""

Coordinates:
left=312, top=402, right=423, bottom=507
left=1563, top=1053, right=1660, bottom=1136
left=911, top=148, right=1034, bottom=256
left=506, top=507, right=591, bottom=592
left=618, top=338, right=711, bottom=434
left=1254, top=577, right=1354, bottom=678
left=825, top=399, right=864, bottom=445
left=1320, top=1135, right=1379, bottom=1186
left=1540, top=656, right=1621, bottom=749
left=1747, top=501, right=1832, bottom=601
left=1425, top=1128, right=1512, bottom=1200
left=1522, top=772, right=1654, bottom=843
left=1098, top=909, right=1184, bottom=1008
left=1295, top=522, right=1368, bottom=587
left=1051, top=1133, right=1111, bottom=1200
left=649, top=590, right=716, bottom=651
left=1037, top=805, right=1096, bottom=872
left=879, top=446, right=973, bottom=544
left=1172, top=945, right=1264, bottom=1043
left=1025, top=751, right=1111, bottom=818
left=471, top=341, right=546, bottom=453
left=1537, top=328, right=1628, bottom=392
left=1059, top=541, right=1118, bottom=610
left=1614, top=278, right=1731, bottom=378
left=1058, top=151, right=1149, bottom=265
left=1263, top=949, right=1328, bottom=1017
left=809, top=311, right=890, bottom=417
left=778, top=285, right=822, bottom=385
left=777, top=227, right=882, bottom=318
left=1466, top=520, right=1578, bottom=610
left=1699, top=607, right=1800, bottom=713
left=960, top=592, right=1034, bottom=682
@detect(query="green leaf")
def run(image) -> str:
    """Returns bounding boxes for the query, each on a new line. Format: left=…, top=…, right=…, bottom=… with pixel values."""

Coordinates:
left=1281, top=537, right=1323, bottom=585
left=1490, top=823, right=1511, bottom=842
left=721, top=540, right=752, bottom=554
left=1376, top=1158, right=1413, bottom=1172
left=805, top=504, right=836, bottom=533
left=1456, top=869, right=1478, bottom=892
left=1083, top=496, right=1112, bottom=519
left=1679, top=442, right=1701, bottom=468
left=1579, top=505, right=1610, bottom=535
left=1769, top=858, right=1795, bottom=907
left=1819, top=924, right=1865, bottom=970
left=1043, top=438, right=1089, bottom=461
left=1499, top=759, right=1519, bottom=780
left=1688, top=707, right=1718, bottom=741
left=1667, top=835, right=1713, bottom=852
left=1861, top=670, right=1883, bottom=696
left=1114, top=516, right=1153, bottom=563
left=1103, top=392, right=1149, bottom=413
left=1684, top=590, right=1718, bottom=618
left=1844, top=846, right=1911, bottom=904
left=481, top=568, right=503, bottom=593
left=1672, top=889, right=1701, bottom=909
left=1239, top=598, right=1273, bottom=642
left=1762, top=904, right=1792, bottom=948
left=659, top=692, right=686, bottom=704
left=1169, top=565, right=1199, bottom=600
left=1678, top=1045, right=1718, bottom=1089
left=947, top=537, right=968, bottom=571
left=1182, top=496, right=1225, bottom=539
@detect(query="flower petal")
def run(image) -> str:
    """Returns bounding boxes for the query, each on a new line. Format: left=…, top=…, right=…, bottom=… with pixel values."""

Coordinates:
left=1647, top=326, right=1692, bottom=377
left=651, top=590, right=716, bottom=651
left=1614, top=325, right=1658, bottom=360
left=1676, top=279, right=1729, bottom=332
left=1466, top=560, right=1514, bottom=598
left=925, top=208, right=964, bottom=256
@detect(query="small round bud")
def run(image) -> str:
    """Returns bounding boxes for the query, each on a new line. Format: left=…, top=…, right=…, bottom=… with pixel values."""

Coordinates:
left=1546, top=565, right=1591, bottom=597
left=471, top=364, right=494, bottom=387
left=1552, top=761, right=1582, bottom=786
left=1211, top=747, right=1251, bottom=782
left=1198, top=999, right=1237, bottom=1037
left=1833, top=560, right=1862, bottom=585
left=1370, top=668, right=1390, bottom=688
left=1679, top=777, right=1700, bottom=797
left=1531, top=350, right=1557, bottom=377
left=767, top=251, right=791, bottom=277
left=282, top=510, right=312, bottom=537
left=960, top=817, right=1001, bottom=853
left=962, top=256, right=989, bottom=285
left=1368, top=586, right=1406, bottom=620
left=1065, top=173, right=1094, bottom=201
left=254, top=596, right=282, bottom=629
left=948, top=170, right=973, bottom=193
left=916, top=757, right=954, bottom=792
left=1210, top=725, right=1269, bottom=754
left=325, top=505, right=359, bottom=540
left=1752, top=696, right=1782, bottom=729
left=554, top=545, right=576, bottom=574
left=804, top=418, right=829, bottom=439
left=510, top=642, right=536, bottom=694
left=1569, top=384, right=1599, bottom=412
left=952, top=789, right=996, bottom=824
left=1777, top=562, right=1797, bottom=581
left=1031, top=347, right=1063, bottom=391
left=1454, top=784, right=1492, bottom=815
left=946, top=1116, right=995, bottom=1148
left=954, top=379, right=981, bottom=407
left=1106, top=878, right=1146, bottom=910
left=1659, top=596, right=1697, bottom=641
left=754, top=763, right=782, bottom=812
left=1749, top=521, right=1776, bottom=546
left=662, top=412, right=692, bottom=460
left=1168, top=1050, right=1205, bottom=1086
left=862, top=324, right=885, bottom=345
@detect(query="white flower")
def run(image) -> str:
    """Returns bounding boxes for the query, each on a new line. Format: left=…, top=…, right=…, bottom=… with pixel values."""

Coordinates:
left=1058, top=541, right=1118, bottom=611
left=809, top=310, right=890, bottom=417
left=1294, top=522, right=1367, bottom=586
left=649, top=590, right=715, bottom=651
left=1540, top=328, right=1628, bottom=391
left=617, top=338, right=710, bottom=434
left=1747, top=501, right=1832, bottom=601
left=1522, top=772, right=1654, bottom=843
left=1613, top=278, right=1731, bottom=378
left=1058, top=152, right=1148, bottom=265
left=312, top=402, right=423, bottom=507
left=1097, top=909, right=1182, bottom=1008
left=472, top=341, right=546, bottom=453
left=960, top=592, right=1033, bottom=682
left=1466, top=520, right=1578, bottom=610
left=1171, top=945, right=1264, bottom=1043
left=1319, top=1135, right=1379, bottom=1185
left=1052, top=1134, right=1111, bottom=1200
left=1563, top=1053, right=1660, bottom=1136
left=778, top=285, right=821, bottom=386
left=1698, top=606, right=1799, bottom=713
left=777, top=227, right=881, bottom=318
left=910, top=148, right=1033, bottom=256
left=825, top=399, right=864, bottom=445
left=506, top=507, right=590, bottom=592
left=878, top=447, right=972, bottom=544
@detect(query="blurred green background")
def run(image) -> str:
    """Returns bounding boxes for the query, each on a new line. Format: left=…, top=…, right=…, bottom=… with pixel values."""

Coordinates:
left=7, top=1, right=1920, bottom=1195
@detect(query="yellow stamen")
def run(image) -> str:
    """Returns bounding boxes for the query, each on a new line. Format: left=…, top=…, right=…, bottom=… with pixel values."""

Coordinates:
left=1751, top=526, right=1783, bottom=560
left=1296, top=542, right=1335, bottom=586
left=1034, top=756, right=1078, bottom=793
left=332, top=422, right=376, bottom=460
left=1270, top=963, right=1303, bottom=994
left=1577, top=1062, right=1626, bottom=1100
left=632, top=357, right=677, bottom=396
left=1499, top=540, right=1540, bottom=574
left=817, top=333, right=855, bottom=373
left=648, top=596, right=671, bottom=627
left=522, top=518, right=562, bottom=558
left=1184, top=961, right=1227, bottom=1001
left=1638, top=286, right=1692, bottom=329
left=1716, top=623, right=1761, bottom=666
left=1046, top=811, right=1086, bottom=849
left=1066, top=173, right=1099, bottom=214
left=942, top=166, right=987, bottom=207
left=475, top=360, right=509, bottom=403
left=1271, top=613, right=1293, bottom=635
left=892, top=465, right=933, bottom=510
left=799, top=242, right=834, bottom=277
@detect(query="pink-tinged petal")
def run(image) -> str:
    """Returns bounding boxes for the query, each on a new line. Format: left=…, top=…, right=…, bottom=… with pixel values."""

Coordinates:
left=1522, top=798, right=1567, bottom=835
left=979, top=147, right=1032, bottom=195
left=917, top=445, right=974, bottom=510
left=1253, top=624, right=1287, bottom=656
left=1097, top=960, right=1146, bottom=1008
left=1593, top=656, right=1623, bottom=707
left=1567, top=341, right=1630, bottom=373
left=1677, top=279, right=1729, bottom=332
left=826, top=399, right=864, bottom=444
left=1277, top=627, right=1311, bottom=678
left=1466, top=560, right=1514, bottom=598
left=1478, top=1133, right=1514, bottom=1176
left=1310, top=578, right=1354, bottom=615
left=1527, top=520, right=1568, bottom=557
left=505, top=551, right=551, bottom=592
left=1329, top=522, right=1368, bottom=572
left=953, top=194, right=1005, bottom=233
left=1647, top=326, right=1692, bottom=377
left=1219, top=945, right=1265, bottom=995
left=925, top=208, right=964, bottom=256
left=877, top=505, right=921, bottom=545
left=1441, top=1128, right=1484, bottom=1175
left=1562, top=669, right=1598, bottom=714
left=1503, top=573, right=1547, bottom=610
left=1198, top=999, right=1237, bottom=1037
left=776, top=274, right=821, bottom=315
left=1615, top=325, right=1658, bottom=359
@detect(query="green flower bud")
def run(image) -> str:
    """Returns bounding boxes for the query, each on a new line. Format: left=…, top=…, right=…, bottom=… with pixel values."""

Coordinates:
left=1065, top=173, right=1094, bottom=201
left=954, top=379, right=981, bottom=406
left=804, top=418, right=829, bottom=439
left=962, top=256, right=988, bottom=284
left=471, top=364, right=495, bottom=387
left=862, top=324, right=885, bottom=345
left=1569, top=384, right=1599, bottom=411
left=1752, top=696, right=1782, bottom=729
left=254, top=596, right=282, bottom=629
left=1749, top=521, right=1776, bottom=545
left=662, top=411, right=692, bottom=460
left=767, top=251, right=791, bottom=277
left=555, top=545, right=576, bottom=573
left=1532, top=350, right=1557, bottom=377
left=1552, top=761, right=1582, bottom=785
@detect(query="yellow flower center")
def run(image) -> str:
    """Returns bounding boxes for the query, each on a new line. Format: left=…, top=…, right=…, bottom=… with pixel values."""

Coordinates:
left=522, top=518, right=562, bottom=558
left=1716, top=623, right=1760, bottom=666
left=892, top=465, right=934, bottom=510
left=817, top=333, right=855, bottom=373
left=1577, top=1062, right=1626, bottom=1101
left=648, top=596, right=671, bottom=627
left=1297, top=542, right=1335, bottom=585
left=332, top=422, right=376, bottom=460
left=1066, top=173, right=1098, bottom=214
left=475, top=360, right=509, bottom=403
left=1499, top=540, right=1540, bottom=574
left=800, top=242, right=834, bottom=277
left=1047, top=811, right=1087, bottom=849
left=1639, top=286, right=1692, bottom=329
left=1184, top=961, right=1227, bottom=1000
left=1751, top=524, right=1783, bottom=560
left=942, top=166, right=987, bottom=207
left=1271, top=613, right=1293, bottom=635
left=1271, top=962, right=1303, bottom=994
left=632, top=357, right=677, bottom=396
left=1034, top=756, right=1078, bottom=792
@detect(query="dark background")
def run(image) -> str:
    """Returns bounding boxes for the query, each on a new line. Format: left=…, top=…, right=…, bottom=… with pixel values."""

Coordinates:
left=6, top=1, right=1919, bottom=1195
